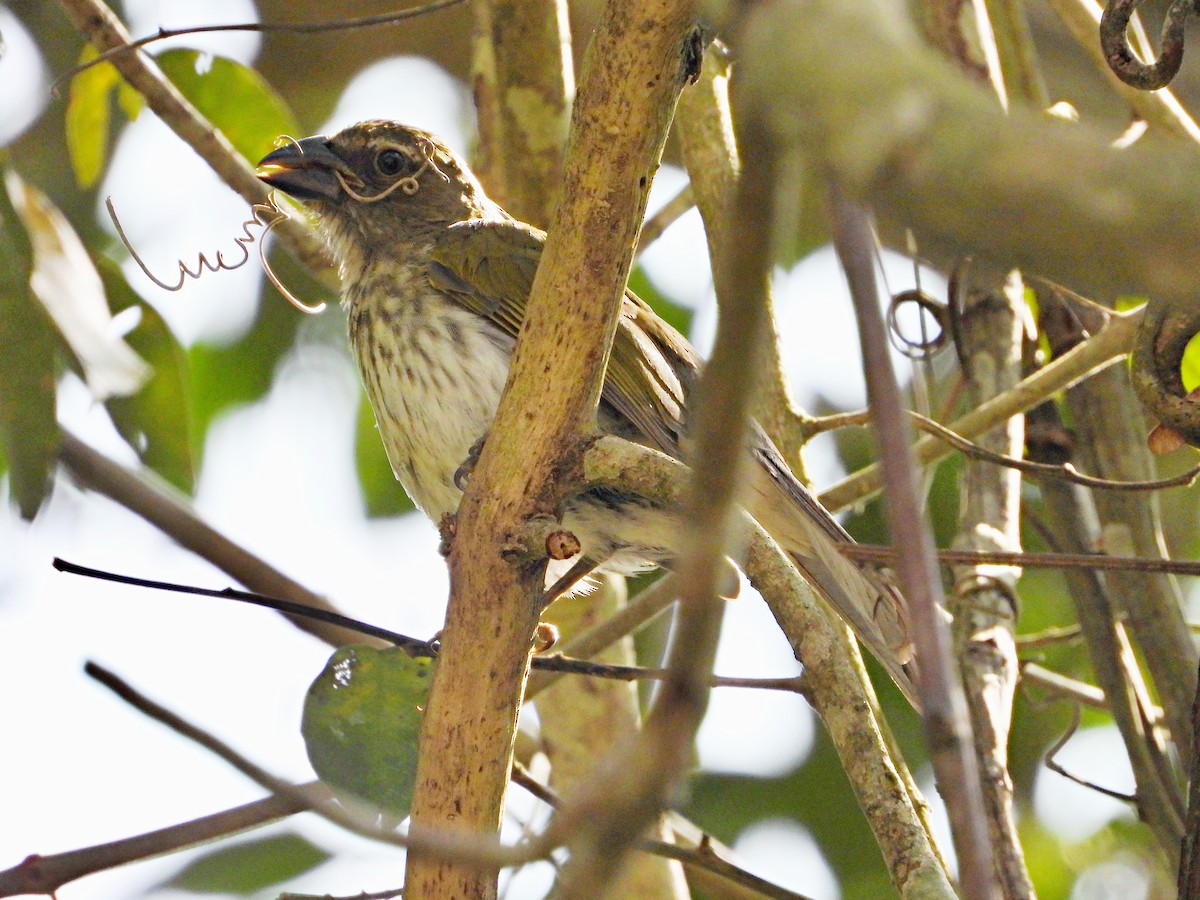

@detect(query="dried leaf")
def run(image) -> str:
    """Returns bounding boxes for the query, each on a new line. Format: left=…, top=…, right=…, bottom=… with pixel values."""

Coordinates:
left=6, top=170, right=149, bottom=400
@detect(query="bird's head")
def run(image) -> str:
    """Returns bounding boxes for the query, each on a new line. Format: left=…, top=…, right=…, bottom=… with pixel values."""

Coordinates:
left=256, top=121, right=494, bottom=262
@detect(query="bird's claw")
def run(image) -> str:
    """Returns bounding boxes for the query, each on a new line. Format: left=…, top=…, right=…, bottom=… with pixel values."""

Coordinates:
left=453, top=434, right=488, bottom=490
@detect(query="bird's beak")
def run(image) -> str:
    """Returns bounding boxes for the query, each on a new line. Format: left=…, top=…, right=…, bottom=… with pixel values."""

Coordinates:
left=256, top=136, right=350, bottom=202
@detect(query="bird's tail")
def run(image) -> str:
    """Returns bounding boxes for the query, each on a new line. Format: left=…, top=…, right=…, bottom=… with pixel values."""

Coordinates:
left=746, top=440, right=920, bottom=708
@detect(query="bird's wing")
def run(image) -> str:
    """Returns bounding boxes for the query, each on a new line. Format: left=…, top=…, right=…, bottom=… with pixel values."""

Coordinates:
left=429, top=219, right=692, bottom=455
left=431, top=221, right=919, bottom=705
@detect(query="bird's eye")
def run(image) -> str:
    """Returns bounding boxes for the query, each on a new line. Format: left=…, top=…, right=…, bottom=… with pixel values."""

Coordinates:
left=376, top=149, right=407, bottom=177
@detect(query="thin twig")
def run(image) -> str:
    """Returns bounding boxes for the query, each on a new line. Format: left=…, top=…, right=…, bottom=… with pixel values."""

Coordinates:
left=525, top=575, right=676, bottom=698
left=1020, top=662, right=1107, bottom=709
left=1044, top=705, right=1137, bottom=802
left=57, top=0, right=331, bottom=274
left=636, top=183, right=695, bottom=252
left=830, top=192, right=997, bottom=898
left=800, top=405, right=1200, bottom=491
left=1016, top=625, right=1083, bottom=648
left=53, top=0, right=468, bottom=91
left=913, top=409, right=1200, bottom=491
left=57, top=430, right=373, bottom=648
left=55, top=557, right=431, bottom=652
left=842, top=544, right=1200, bottom=576
left=279, top=889, right=403, bottom=900
left=819, top=305, right=1143, bottom=513
left=55, top=558, right=801, bottom=691
left=0, top=788, right=323, bottom=898
left=84, top=661, right=541, bottom=868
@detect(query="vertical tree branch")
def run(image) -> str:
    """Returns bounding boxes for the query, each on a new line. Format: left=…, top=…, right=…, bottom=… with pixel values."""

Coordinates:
left=404, top=2, right=697, bottom=897
left=1179, top=658, right=1200, bottom=895
left=950, top=273, right=1033, bottom=898
left=1027, top=403, right=1185, bottom=864
left=536, top=579, right=689, bottom=898
left=470, top=0, right=574, bottom=227
left=829, top=195, right=998, bottom=898
left=675, top=43, right=811, bottom=477
left=468, top=4, right=685, bottom=894
left=544, top=63, right=783, bottom=899
left=1061, top=352, right=1197, bottom=770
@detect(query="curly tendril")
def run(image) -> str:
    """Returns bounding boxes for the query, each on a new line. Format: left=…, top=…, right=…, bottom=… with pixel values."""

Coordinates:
left=106, top=192, right=325, bottom=315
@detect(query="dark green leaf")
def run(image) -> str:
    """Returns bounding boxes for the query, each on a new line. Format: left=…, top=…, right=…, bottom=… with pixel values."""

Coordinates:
left=302, top=645, right=432, bottom=818
left=163, top=832, right=328, bottom=894
left=156, top=50, right=299, bottom=164
left=0, top=168, right=58, bottom=518
left=356, top=391, right=415, bottom=517
left=98, top=257, right=196, bottom=494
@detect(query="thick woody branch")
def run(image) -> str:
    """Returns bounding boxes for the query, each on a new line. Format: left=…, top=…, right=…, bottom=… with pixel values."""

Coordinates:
left=469, top=0, right=573, bottom=228
left=730, top=0, right=1200, bottom=306
left=1027, top=404, right=1185, bottom=863
left=406, top=2, right=697, bottom=897
left=547, top=73, right=774, bottom=900
left=1044, top=301, right=1198, bottom=769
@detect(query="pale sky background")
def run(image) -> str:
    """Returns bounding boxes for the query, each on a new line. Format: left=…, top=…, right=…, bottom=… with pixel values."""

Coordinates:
left=0, top=2, right=1143, bottom=898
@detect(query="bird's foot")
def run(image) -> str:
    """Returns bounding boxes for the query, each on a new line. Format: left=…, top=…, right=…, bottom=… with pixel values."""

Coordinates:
left=453, top=434, right=488, bottom=490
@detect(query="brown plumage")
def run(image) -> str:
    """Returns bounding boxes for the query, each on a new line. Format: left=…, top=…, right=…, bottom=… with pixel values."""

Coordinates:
left=257, top=120, right=918, bottom=705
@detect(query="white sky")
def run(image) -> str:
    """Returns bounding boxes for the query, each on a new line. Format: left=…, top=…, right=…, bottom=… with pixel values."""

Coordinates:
left=0, top=3, right=1135, bottom=899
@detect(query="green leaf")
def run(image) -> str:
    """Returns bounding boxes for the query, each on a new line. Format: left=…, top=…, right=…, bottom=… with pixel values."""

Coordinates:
left=65, top=45, right=119, bottom=189
left=115, top=79, right=145, bottom=121
left=356, top=391, right=415, bottom=517
left=155, top=49, right=299, bottom=164
left=1181, top=331, right=1200, bottom=394
left=163, top=832, right=327, bottom=894
left=98, top=258, right=196, bottom=494
left=0, top=166, right=58, bottom=518
left=302, top=646, right=432, bottom=818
